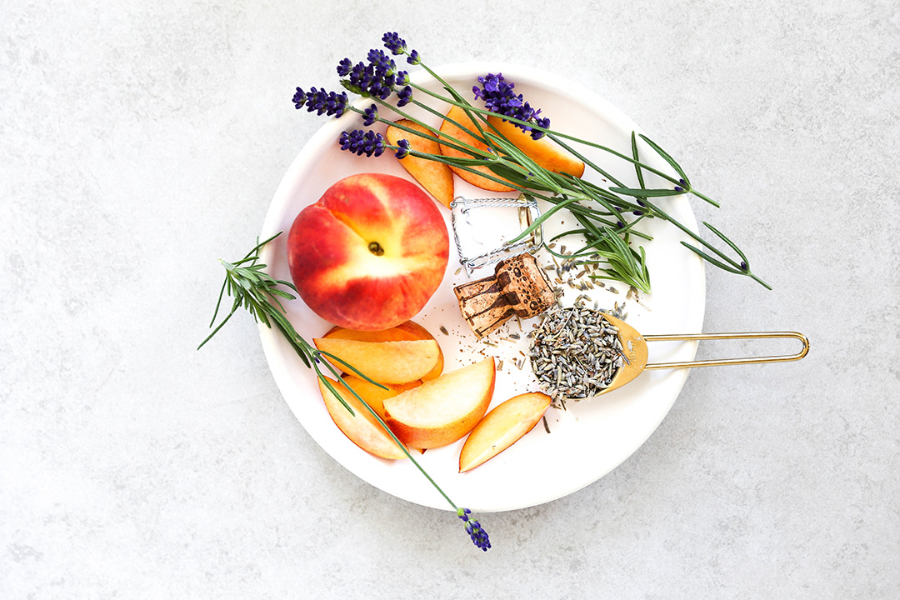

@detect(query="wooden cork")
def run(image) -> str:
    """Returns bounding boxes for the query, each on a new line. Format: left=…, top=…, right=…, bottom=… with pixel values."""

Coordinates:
left=454, top=253, right=556, bottom=338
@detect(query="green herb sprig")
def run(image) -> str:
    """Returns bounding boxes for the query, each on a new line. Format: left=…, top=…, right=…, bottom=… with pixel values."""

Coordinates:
left=199, top=233, right=490, bottom=551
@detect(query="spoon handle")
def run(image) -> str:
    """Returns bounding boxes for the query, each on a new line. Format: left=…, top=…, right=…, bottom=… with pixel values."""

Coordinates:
left=642, top=331, right=809, bottom=369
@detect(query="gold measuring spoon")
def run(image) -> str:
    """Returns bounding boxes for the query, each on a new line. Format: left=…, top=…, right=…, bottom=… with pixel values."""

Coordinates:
left=597, top=313, right=809, bottom=396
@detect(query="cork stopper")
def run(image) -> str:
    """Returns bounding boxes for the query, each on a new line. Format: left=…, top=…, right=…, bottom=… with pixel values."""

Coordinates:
left=454, top=253, right=555, bottom=338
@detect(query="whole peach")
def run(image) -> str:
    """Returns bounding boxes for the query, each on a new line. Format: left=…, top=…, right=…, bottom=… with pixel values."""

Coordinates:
left=288, top=173, right=449, bottom=331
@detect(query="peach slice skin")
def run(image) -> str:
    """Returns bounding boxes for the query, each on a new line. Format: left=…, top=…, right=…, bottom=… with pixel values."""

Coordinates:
left=438, top=105, right=515, bottom=192
left=486, top=116, right=585, bottom=178
left=386, top=120, right=455, bottom=208
left=322, top=321, right=443, bottom=381
left=384, top=357, right=496, bottom=450
left=458, top=392, right=552, bottom=473
left=317, top=377, right=408, bottom=460
left=313, top=338, right=440, bottom=385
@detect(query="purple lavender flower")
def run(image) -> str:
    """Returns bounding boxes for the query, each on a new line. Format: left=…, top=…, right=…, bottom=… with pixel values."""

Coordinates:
left=532, top=116, right=550, bottom=140
left=374, top=82, right=393, bottom=100
left=339, top=49, right=407, bottom=102
left=457, top=508, right=491, bottom=552
left=339, top=129, right=385, bottom=157
left=396, top=85, right=413, bottom=107
left=294, top=87, right=312, bottom=111
left=382, top=32, right=407, bottom=55
left=293, top=87, right=349, bottom=118
left=348, top=62, right=373, bottom=90
left=363, top=104, right=378, bottom=127
left=473, top=73, right=548, bottom=140
left=382, top=31, right=420, bottom=68
left=395, top=138, right=410, bottom=159
left=337, top=58, right=352, bottom=77
left=367, top=49, right=396, bottom=75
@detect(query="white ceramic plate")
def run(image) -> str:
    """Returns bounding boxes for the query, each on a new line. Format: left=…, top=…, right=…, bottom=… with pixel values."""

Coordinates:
left=259, top=63, right=705, bottom=512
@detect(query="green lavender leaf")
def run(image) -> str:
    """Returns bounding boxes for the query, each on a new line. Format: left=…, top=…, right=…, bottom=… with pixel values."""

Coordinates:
left=609, top=187, right=686, bottom=198
left=638, top=134, right=690, bottom=186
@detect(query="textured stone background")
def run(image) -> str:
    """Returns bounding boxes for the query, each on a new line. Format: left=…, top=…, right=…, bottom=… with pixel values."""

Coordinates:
left=2, top=1, right=898, bottom=598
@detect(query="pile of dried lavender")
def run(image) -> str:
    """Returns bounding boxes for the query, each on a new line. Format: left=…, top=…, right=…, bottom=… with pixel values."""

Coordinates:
left=528, top=305, right=625, bottom=402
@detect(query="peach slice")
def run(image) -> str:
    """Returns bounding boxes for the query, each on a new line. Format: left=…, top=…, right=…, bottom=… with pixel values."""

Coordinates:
left=486, top=116, right=585, bottom=178
left=317, top=377, right=407, bottom=460
left=322, top=321, right=443, bottom=381
left=384, top=357, right=496, bottom=449
left=313, top=338, right=441, bottom=385
left=458, top=392, right=552, bottom=472
left=386, top=120, right=454, bottom=208
left=340, top=375, right=421, bottom=420
left=438, top=105, right=515, bottom=192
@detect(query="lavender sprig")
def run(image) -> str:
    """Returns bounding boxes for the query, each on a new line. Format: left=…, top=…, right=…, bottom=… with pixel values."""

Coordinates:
left=339, top=129, right=385, bottom=157
left=473, top=72, right=549, bottom=140
left=458, top=508, right=491, bottom=551
left=292, top=87, right=349, bottom=117
left=338, top=47, right=410, bottom=102
left=382, top=31, right=407, bottom=55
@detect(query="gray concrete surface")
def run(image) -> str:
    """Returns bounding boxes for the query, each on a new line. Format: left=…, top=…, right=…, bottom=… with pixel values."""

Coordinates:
left=2, top=1, right=898, bottom=598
